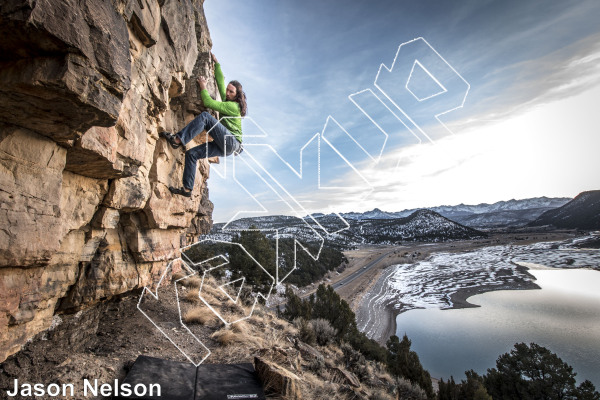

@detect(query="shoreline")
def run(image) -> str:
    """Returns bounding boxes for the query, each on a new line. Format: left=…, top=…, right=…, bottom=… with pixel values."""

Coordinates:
left=351, top=233, right=580, bottom=345
left=379, top=271, right=542, bottom=345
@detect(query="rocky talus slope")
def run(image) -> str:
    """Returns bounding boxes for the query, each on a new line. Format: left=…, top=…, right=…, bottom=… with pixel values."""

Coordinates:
left=0, top=0, right=218, bottom=362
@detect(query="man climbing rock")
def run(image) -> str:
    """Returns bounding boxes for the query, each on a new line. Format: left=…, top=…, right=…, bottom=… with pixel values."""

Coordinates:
left=161, top=52, right=246, bottom=197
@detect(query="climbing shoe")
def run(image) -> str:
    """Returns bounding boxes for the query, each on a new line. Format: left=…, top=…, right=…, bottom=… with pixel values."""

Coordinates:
left=169, top=186, right=192, bottom=197
left=160, top=131, right=182, bottom=149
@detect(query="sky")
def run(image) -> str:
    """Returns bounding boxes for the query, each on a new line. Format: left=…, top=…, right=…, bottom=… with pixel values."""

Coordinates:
left=203, top=0, right=600, bottom=223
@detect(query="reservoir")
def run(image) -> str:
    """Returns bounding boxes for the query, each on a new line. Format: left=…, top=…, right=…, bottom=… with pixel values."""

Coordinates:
left=395, top=268, right=600, bottom=387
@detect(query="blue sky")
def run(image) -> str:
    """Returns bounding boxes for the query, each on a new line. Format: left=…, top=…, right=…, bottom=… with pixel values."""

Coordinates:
left=203, top=0, right=600, bottom=222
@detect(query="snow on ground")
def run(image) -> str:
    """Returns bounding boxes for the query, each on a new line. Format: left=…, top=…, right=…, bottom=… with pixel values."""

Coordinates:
left=357, top=236, right=600, bottom=340
left=389, top=237, right=599, bottom=310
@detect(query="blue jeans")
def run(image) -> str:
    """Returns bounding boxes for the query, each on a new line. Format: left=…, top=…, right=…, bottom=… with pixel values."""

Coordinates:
left=176, top=111, right=241, bottom=190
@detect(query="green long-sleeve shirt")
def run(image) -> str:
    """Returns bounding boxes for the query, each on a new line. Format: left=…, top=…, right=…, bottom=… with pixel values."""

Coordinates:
left=200, top=63, right=243, bottom=142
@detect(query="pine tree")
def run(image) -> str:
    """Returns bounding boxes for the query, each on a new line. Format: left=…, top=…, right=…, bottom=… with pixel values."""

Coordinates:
left=438, top=376, right=459, bottom=400
left=282, top=285, right=311, bottom=320
left=229, top=227, right=277, bottom=291
left=458, top=370, right=491, bottom=400
left=311, top=284, right=357, bottom=340
left=386, top=334, right=434, bottom=399
left=577, top=380, right=600, bottom=400
left=484, top=342, right=593, bottom=400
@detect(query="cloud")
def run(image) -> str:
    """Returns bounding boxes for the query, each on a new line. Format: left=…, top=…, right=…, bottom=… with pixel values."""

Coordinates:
left=204, top=0, right=600, bottom=220
left=287, top=42, right=600, bottom=215
left=450, top=31, right=600, bottom=131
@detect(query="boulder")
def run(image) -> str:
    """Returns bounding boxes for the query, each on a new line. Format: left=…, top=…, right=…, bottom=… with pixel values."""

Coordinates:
left=254, top=357, right=303, bottom=400
left=65, top=126, right=124, bottom=179
left=331, top=366, right=361, bottom=388
left=295, top=339, right=325, bottom=362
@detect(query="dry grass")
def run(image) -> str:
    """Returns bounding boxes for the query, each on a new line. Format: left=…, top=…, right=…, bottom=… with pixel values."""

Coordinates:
left=248, top=312, right=269, bottom=329
left=212, top=329, right=238, bottom=345
left=180, top=276, right=236, bottom=307
left=231, top=320, right=250, bottom=334
left=171, top=271, right=187, bottom=281
left=211, top=325, right=264, bottom=348
left=202, top=278, right=223, bottom=296
left=182, top=276, right=202, bottom=288
left=261, top=327, right=289, bottom=349
left=172, top=271, right=203, bottom=288
left=183, top=287, right=200, bottom=303
left=302, top=373, right=343, bottom=399
left=183, top=306, right=217, bottom=325
left=198, top=289, right=219, bottom=305
left=369, top=390, right=396, bottom=400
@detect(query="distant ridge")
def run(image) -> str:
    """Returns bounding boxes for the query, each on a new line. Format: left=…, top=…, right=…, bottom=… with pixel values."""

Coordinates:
left=211, top=209, right=485, bottom=247
left=341, top=196, right=571, bottom=228
left=528, top=190, right=600, bottom=229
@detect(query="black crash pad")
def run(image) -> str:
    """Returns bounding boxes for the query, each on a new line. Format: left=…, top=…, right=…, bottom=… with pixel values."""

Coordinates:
left=115, top=355, right=266, bottom=400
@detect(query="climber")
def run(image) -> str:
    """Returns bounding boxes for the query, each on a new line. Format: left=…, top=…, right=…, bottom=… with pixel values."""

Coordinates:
left=161, top=52, right=247, bottom=197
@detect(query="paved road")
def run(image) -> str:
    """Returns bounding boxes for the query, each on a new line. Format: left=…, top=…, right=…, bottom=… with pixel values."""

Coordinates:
left=330, top=250, right=395, bottom=291
left=272, top=249, right=396, bottom=310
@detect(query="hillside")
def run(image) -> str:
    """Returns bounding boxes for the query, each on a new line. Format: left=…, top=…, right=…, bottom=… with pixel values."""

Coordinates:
left=212, top=209, right=486, bottom=247
left=529, top=190, right=600, bottom=229
left=348, top=209, right=486, bottom=243
left=0, top=268, right=422, bottom=400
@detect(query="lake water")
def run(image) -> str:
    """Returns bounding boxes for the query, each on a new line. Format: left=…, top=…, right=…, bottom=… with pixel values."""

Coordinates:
left=395, top=268, right=600, bottom=387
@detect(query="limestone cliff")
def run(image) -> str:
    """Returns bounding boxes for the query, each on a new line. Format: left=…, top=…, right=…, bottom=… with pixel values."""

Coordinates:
left=0, top=0, right=217, bottom=362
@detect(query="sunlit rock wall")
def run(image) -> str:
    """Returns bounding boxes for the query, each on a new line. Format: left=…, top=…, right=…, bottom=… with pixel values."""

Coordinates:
left=0, top=0, right=216, bottom=362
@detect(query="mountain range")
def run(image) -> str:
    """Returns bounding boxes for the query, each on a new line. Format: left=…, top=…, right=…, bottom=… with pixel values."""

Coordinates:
left=339, top=196, right=571, bottom=228
left=209, top=193, right=600, bottom=247
left=529, top=191, right=600, bottom=229
left=211, top=209, right=486, bottom=248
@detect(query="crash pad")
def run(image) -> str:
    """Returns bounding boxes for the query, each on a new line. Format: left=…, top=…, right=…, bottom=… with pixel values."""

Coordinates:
left=115, top=355, right=266, bottom=400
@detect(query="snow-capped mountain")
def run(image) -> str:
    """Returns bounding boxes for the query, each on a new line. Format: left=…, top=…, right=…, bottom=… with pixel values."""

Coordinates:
left=350, top=209, right=485, bottom=243
left=208, top=196, right=583, bottom=248
left=341, top=208, right=398, bottom=220
left=529, top=191, right=600, bottom=229
left=341, top=196, right=571, bottom=228
left=211, top=209, right=485, bottom=248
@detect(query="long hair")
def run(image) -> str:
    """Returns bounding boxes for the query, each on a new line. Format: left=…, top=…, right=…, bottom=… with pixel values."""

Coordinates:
left=229, top=80, right=247, bottom=117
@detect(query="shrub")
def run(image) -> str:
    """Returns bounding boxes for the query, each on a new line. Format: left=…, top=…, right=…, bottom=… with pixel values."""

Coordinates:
left=307, top=357, right=325, bottom=374
left=341, top=342, right=369, bottom=379
left=396, top=377, right=427, bottom=400
left=310, top=318, right=337, bottom=346
left=370, top=390, right=395, bottom=400
left=294, top=318, right=316, bottom=345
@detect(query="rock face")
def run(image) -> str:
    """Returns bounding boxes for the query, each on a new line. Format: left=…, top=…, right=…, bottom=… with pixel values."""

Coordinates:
left=0, top=0, right=217, bottom=362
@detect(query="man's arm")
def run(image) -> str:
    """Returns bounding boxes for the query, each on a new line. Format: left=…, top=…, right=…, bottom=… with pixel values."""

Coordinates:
left=200, top=90, right=240, bottom=116
left=214, top=63, right=226, bottom=101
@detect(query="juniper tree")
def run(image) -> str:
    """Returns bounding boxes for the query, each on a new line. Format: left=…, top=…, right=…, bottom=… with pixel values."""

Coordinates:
left=484, top=342, right=598, bottom=400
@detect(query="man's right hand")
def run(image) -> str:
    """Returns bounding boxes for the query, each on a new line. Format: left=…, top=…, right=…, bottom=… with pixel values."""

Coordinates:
left=197, top=76, right=208, bottom=90
left=211, top=52, right=218, bottom=64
